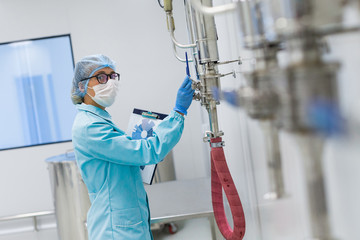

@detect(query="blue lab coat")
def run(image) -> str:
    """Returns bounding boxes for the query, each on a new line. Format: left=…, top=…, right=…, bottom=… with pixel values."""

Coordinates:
left=72, top=104, right=184, bottom=240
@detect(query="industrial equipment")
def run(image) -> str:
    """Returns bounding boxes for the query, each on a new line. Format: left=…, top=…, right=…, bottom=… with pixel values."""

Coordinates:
left=160, top=0, right=360, bottom=239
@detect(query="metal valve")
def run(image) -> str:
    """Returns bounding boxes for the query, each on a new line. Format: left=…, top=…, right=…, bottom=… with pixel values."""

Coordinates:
left=193, top=92, right=201, bottom=101
left=191, top=80, right=201, bottom=91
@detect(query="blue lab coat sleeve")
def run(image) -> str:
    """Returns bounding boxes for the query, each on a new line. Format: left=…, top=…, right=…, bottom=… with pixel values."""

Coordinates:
left=81, top=110, right=184, bottom=166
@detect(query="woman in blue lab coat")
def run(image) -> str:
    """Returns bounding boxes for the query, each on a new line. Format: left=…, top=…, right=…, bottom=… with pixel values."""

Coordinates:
left=71, top=54, right=194, bottom=240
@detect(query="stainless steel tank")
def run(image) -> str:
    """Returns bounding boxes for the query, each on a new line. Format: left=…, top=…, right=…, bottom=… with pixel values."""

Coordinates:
left=46, top=152, right=90, bottom=240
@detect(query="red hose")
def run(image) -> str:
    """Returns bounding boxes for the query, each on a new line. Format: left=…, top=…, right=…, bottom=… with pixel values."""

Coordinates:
left=211, top=137, right=246, bottom=240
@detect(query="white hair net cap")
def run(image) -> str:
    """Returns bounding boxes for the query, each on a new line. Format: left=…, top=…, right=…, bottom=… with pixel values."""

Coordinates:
left=71, top=54, right=116, bottom=104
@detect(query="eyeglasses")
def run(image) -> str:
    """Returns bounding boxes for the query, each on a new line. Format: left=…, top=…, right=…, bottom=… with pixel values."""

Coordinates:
left=80, top=72, right=120, bottom=84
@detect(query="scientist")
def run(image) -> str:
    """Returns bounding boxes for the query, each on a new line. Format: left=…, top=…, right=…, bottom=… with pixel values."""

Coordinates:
left=71, top=54, right=194, bottom=240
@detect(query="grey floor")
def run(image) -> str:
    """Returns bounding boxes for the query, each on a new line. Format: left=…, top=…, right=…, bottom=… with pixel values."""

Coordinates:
left=0, top=217, right=221, bottom=240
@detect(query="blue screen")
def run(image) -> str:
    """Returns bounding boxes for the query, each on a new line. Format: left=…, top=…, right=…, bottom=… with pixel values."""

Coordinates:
left=0, top=35, right=76, bottom=150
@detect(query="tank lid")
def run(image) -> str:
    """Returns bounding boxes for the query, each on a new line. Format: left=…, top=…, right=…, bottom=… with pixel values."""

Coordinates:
left=45, top=152, right=75, bottom=162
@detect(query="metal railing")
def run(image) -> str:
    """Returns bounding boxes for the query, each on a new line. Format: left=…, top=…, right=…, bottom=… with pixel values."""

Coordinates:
left=0, top=211, right=55, bottom=233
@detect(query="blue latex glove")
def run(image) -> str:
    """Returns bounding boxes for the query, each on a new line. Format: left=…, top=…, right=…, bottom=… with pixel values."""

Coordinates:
left=174, top=76, right=195, bottom=115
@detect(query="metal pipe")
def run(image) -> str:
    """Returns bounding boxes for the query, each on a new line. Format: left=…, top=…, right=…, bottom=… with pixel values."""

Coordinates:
left=163, top=3, right=197, bottom=63
left=235, top=0, right=281, bottom=50
left=0, top=211, right=55, bottom=234
left=185, top=0, right=203, bottom=79
left=189, top=0, right=238, bottom=16
left=187, top=0, right=222, bottom=137
left=237, top=0, right=264, bottom=49
left=172, top=43, right=194, bottom=62
left=260, top=120, right=286, bottom=200
left=33, top=217, right=39, bottom=232
left=198, top=62, right=222, bottom=137
left=217, top=58, right=242, bottom=65
left=295, top=134, right=334, bottom=239
left=209, top=100, right=220, bottom=136
left=185, top=0, right=197, bottom=46
left=0, top=211, right=54, bottom=222
left=170, top=30, right=197, bottom=49
left=191, top=0, right=219, bottom=64
left=166, top=13, right=197, bottom=49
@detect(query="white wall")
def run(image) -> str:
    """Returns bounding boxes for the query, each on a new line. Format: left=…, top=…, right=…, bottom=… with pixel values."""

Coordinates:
left=0, top=0, right=207, bottom=224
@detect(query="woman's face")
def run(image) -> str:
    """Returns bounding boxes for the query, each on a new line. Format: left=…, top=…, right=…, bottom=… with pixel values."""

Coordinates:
left=86, top=67, right=115, bottom=97
left=83, top=67, right=115, bottom=109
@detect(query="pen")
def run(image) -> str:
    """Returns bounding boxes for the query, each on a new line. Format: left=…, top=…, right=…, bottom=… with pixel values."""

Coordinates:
left=185, top=52, right=190, bottom=77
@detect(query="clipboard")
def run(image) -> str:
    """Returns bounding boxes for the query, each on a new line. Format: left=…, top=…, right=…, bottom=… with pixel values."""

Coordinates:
left=126, top=108, right=168, bottom=184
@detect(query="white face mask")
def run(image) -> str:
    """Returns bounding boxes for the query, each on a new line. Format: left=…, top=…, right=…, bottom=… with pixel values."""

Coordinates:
left=87, top=80, right=119, bottom=107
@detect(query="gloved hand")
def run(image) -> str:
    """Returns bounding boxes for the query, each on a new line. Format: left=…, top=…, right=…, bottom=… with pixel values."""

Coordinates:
left=173, top=76, right=195, bottom=115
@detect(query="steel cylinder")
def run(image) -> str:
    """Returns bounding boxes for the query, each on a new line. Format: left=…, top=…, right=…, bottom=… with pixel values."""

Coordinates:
left=46, top=152, right=90, bottom=240
left=296, top=134, right=334, bottom=239
left=275, top=62, right=339, bottom=132
left=242, top=70, right=279, bottom=120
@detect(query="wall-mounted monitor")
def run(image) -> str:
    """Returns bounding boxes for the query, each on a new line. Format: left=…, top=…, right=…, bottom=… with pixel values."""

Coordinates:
left=0, top=34, right=76, bottom=151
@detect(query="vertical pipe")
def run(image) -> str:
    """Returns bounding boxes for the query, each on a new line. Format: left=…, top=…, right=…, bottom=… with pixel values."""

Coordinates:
left=192, top=0, right=219, bottom=64
left=201, top=62, right=221, bottom=137
left=185, top=0, right=197, bottom=47
left=260, top=120, right=286, bottom=200
left=185, top=0, right=202, bottom=78
left=209, top=100, right=220, bottom=135
left=33, top=216, right=39, bottom=232
left=296, top=134, right=333, bottom=239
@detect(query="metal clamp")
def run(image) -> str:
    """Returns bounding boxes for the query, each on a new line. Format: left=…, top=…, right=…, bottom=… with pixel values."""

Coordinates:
left=210, top=141, right=225, bottom=148
left=142, top=111, right=159, bottom=119
left=203, top=131, right=224, bottom=143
